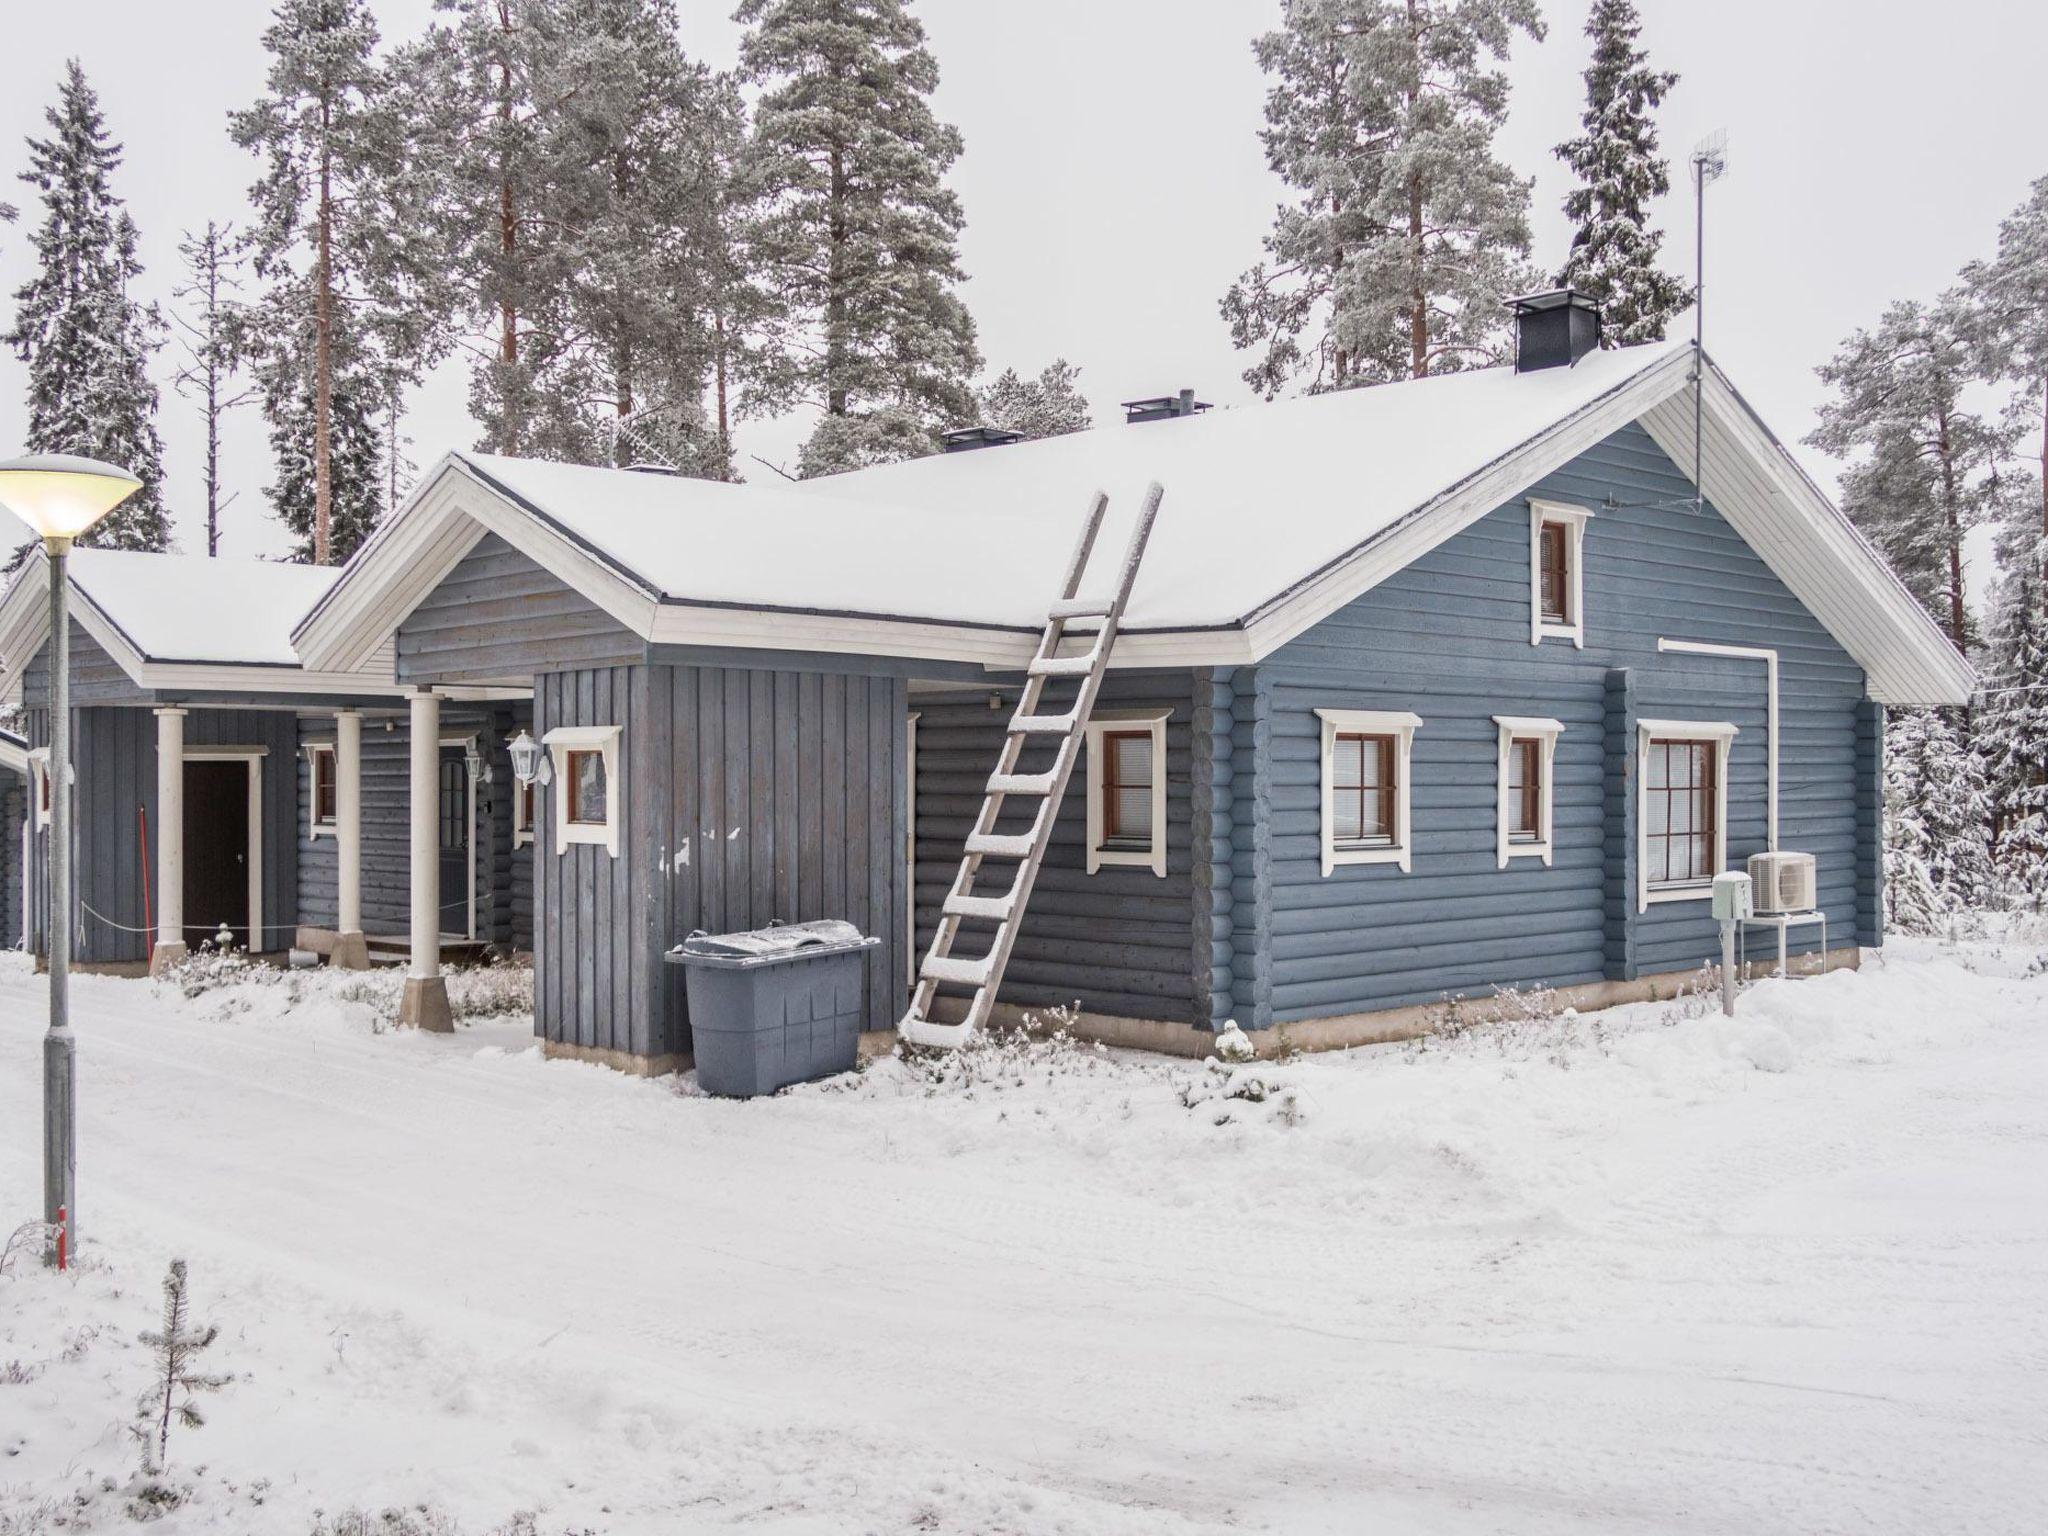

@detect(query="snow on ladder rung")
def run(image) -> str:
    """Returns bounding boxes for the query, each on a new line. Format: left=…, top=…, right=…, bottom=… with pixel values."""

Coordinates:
left=1010, top=712, right=1078, bottom=735
left=987, top=769, right=1057, bottom=795
left=1028, top=652, right=1098, bottom=678
left=1047, top=597, right=1112, bottom=620
left=965, top=830, right=1037, bottom=858
left=921, top=953, right=995, bottom=988
left=943, top=890, right=1017, bottom=922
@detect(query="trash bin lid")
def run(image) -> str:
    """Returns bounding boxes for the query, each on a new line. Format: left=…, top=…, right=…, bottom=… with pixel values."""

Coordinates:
left=668, top=918, right=876, bottom=964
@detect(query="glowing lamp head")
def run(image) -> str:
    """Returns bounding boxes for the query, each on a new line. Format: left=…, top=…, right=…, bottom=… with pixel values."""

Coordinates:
left=0, top=453, right=143, bottom=542
left=507, top=730, right=546, bottom=787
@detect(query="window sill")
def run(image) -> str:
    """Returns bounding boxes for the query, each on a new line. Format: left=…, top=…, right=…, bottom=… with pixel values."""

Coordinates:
left=1089, top=844, right=1165, bottom=876
left=1502, top=841, right=1552, bottom=864
left=1531, top=622, right=1584, bottom=648
left=512, top=829, right=534, bottom=850
left=1327, top=843, right=1410, bottom=872
left=1645, top=883, right=1713, bottom=905
left=308, top=822, right=337, bottom=840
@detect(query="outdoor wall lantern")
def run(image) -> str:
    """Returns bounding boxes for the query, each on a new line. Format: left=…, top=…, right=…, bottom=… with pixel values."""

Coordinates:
left=464, top=740, right=489, bottom=784
left=507, top=729, right=551, bottom=787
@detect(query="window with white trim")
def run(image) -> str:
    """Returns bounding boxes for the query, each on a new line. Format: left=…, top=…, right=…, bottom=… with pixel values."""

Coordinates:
left=1529, top=499, right=1592, bottom=647
left=1315, top=709, right=1421, bottom=874
left=1636, top=720, right=1737, bottom=909
left=1493, top=716, right=1562, bottom=867
left=28, top=748, right=52, bottom=833
left=306, top=743, right=338, bottom=837
left=542, top=724, right=623, bottom=857
left=1084, top=709, right=1169, bottom=876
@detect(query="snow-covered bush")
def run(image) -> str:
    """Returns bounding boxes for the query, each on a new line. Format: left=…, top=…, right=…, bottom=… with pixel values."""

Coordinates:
left=885, top=1004, right=1115, bottom=1099
left=1180, top=1020, right=1313, bottom=1128
left=331, top=956, right=534, bottom=1024
left=1413, top=983, right=1613, bottom=1066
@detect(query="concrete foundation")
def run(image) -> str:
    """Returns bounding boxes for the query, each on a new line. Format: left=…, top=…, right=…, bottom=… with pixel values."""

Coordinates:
left=146, top=941, right=189, bottom=980
left=399, top=975, right=455, bottom=1032
left=541, top=1038, right=685, bottom=1077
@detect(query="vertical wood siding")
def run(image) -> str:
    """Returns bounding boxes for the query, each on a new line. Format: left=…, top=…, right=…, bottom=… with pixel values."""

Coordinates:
left=913, top=670, right=1199, bottom=1023
left=22, top=622, right=150, bottom=707
left=1246, top=422, right=1873, bottom=1025
left=1, top=775, right=23, bottom=948
left=28, top=705, right=300, bottom=963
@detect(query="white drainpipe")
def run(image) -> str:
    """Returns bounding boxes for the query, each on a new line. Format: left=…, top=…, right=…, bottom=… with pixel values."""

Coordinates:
left=1657, top=638, right=1779, bottom=853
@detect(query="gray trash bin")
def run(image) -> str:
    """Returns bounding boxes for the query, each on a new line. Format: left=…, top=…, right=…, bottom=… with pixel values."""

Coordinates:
left=666, top=919, right=881, bottom=1097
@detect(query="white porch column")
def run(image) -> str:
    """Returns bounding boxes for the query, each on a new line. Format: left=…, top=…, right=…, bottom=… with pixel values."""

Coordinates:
left=398, top=688, right=452, bottom=1030
left=331, top=708, right=369, bottom=969
left=147, top=707, right=188, bottom=977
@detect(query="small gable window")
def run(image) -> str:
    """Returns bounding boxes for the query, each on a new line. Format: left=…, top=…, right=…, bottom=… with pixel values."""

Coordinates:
left=1315, top=709, right=1421, bottom=875
left=542, top=725, right=623, bottom=857
left=1493, top=716, right=1563, bottom=867
left=1084, top=710, right=1170, bottom=877
left=1528, top=499, right=1592, bottom=647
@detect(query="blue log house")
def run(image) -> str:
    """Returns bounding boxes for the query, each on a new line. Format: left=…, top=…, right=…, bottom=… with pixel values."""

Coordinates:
left=0, top=293, right=1972, bottom=1069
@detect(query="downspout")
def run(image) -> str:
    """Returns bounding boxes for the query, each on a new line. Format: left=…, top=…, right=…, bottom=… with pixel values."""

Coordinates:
left=1657, top=638, right=1779, bottom=853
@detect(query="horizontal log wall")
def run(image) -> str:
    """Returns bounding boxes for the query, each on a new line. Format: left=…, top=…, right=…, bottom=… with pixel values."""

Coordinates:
left=1251, top=422, right=1872, bottom=1025
left=1, top=775, right=22, bottom=949
left=398, top=531, right=644, bottom=684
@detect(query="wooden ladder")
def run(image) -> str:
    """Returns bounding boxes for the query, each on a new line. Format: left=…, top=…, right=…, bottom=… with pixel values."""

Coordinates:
left=899, top=482, right=1164, bottom=1049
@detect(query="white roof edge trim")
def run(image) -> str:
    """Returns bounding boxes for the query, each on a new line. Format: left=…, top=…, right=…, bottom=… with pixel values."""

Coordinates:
left=1493, top=715, right=1565, bottom=735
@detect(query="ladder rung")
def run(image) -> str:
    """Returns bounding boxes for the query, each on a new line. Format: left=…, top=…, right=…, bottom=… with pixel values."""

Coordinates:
left=988, top=770, right=1057, bottom=795
left=1048, top=597, right=1111, bottom=620
left=1028, top=651, right=1099, bottom=678
left=965, top=831, right=1036, bottom=858
left=921, top=954, right=995, bottom=988
left=1011, top=711, right=1077, bottom=734
left=943, top=890, right=1016, bottom=922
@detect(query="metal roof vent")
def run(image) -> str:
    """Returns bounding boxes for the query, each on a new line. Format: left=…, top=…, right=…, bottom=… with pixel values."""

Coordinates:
left=941, top=425, right=1026, bottom=453
left=1509, top=289, right=1603, bottom=372
left=621, top=461, right=683, bottom=476
left=1121, top=388, right=1211, bottom=425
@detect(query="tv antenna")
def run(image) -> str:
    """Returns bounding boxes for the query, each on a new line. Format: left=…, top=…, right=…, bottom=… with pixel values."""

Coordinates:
left=1688, top=130, right=1729, bottom=515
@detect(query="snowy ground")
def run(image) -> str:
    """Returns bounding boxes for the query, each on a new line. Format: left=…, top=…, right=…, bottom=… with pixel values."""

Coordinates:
left=2, top=937, right=2046, bottom=1535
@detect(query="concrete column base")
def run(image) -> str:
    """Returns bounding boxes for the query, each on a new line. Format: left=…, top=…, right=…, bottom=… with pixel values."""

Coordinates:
left=331, top=931, right=371, bottom=971
left=399, top=975, right=455, bottom=1032
left=147, top=941, right=189, bottom=979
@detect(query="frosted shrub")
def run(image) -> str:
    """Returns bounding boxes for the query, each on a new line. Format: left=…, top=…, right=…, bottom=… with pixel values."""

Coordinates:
left=154, top=934, right=276, bottom=1001
left=889, top=1004, right=1114, bottom=1098
left=1180, top=1020, right=1312, bottom=1128
left=1413, top=984, right=1610, bottom=1065
left=126, top=1259, right=229, bottom=1518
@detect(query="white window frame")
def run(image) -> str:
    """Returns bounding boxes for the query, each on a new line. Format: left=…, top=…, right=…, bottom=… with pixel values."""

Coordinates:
left=1493, top=716, right=1563, bottom=868
left=1529, top=499, right=1593, bottom=648
left=1315, top=708, right=1422, bottom=875
left=510, top=773, right=537, bottom=850
left=27, top=748, right=51, bottom=833
left=304, top=741, right=338, bottom=839
left=1636, top=719, right=1738, bottom=912
left=1084, top=708, right=1169, bottom=877
left=543, top=724, right=623, bottom=857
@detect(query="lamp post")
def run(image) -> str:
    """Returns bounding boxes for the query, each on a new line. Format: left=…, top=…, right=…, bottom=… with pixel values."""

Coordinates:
left=0, top=454, right=142, bottom=1266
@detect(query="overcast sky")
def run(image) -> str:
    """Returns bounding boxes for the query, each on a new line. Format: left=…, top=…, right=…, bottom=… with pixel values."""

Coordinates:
left=2, top=0, right=2045, bottom=571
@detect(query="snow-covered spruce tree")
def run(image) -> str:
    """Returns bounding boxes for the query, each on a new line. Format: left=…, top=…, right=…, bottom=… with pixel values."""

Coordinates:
left=1807, top=296, right=2009, bottom=654
left=1978, top=552, right=2048, bottom=903
left=1883, top=708, right=1995, bottom=933
left=171, top=222, right=255, bottom=557
left=738, top=0, right=980, bottom=476
left=233, top=0, right=446, bottom=564
left=133, top=1259, right=227, bottom=1479
left=1223, top=0, right=1545, bottom=395
left=1553, top=0, right=1688, bottom=343
left=976, top=359, right=1091, bottom=440
left=265, top=348, right=385, bottom=565
left=1962, top=176, right=2048, bottom=579
left=4, top=61, right=169, bottom=551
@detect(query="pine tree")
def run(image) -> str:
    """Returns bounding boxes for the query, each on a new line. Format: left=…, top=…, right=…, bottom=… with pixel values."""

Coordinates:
left=1978, top=551, right=2048, bottom=903
left=233, top=0, right=445, bottom=564
left=133, top=1259, right=227, bottom=1476
left=171, top=223, right=255, bottom=557
left=738, top=0, right=980, bottom=477
left=1222, top=0, right=1544, bottom=396
left=1961, top=176, right=2048, bottom=580
left=976, top=359, right=1091, bottom=440
left=4, top=62, right=169, bottom=551
left=1807, top=297, right=2008, bottom=653
left=265, top=350, right=384, bottom=564
left=1883, top=708, right=1994, bottom=933
left=1553, top=0, right=1688, bottom=343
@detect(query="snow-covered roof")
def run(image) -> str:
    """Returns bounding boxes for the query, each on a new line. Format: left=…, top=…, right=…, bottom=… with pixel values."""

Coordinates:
left=458, top=341, right=1690, bottom=634
left=295, top=341, right=1974, bottom=704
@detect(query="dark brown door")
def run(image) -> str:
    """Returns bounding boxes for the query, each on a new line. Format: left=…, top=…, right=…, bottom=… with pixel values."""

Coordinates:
left=184, top=760, right=249, bottom=951
left=438, top=748, right=470, bottom=939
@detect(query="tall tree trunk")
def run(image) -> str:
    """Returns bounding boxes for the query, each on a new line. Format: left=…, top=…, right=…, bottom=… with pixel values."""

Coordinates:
left=714, top=311, right=732, bottom=477
left=826, top=140, right=848, bottom=416
left=497, top=1, right=517, bottom=373
left=2040, top=376, right=2047, bottom=582
left=1936, top=405, right=1968, bottom=652
left=313, top=98, right=334, bottom=567
left=1405, top=0, right=1427, bottom=379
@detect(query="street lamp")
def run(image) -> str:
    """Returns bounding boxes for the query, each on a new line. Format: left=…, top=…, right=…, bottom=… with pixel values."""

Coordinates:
left=0, top=453, right=142, bottom=1267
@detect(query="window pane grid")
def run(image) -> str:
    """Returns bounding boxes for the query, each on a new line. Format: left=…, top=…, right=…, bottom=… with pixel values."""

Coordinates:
left=567, top=750, right=607, bottom=826
left=1508, top=737, right=1542, bottom=841
left=1539, top=521, right=1570, bottom=623
left=1102, top=730, right=1154, bottom=847
left=1333, top=733, right=1396, bottom=847
left=1645, top=738, right=1716, bottom=886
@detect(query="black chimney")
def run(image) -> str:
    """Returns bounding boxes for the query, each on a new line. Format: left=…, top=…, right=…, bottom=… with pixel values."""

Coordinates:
left=1509, top=289, right=1603, bottom=372
left=1121, top=388, right=1211, bottom=425
left=941, top=424, right=1025, bottom=453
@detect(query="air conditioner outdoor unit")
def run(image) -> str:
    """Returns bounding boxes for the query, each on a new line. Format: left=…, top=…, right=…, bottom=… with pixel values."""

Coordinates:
left=1748, top=851, right=1817, bottom=914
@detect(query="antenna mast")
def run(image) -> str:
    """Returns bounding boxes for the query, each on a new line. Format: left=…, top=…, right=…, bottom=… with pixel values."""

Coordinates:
left=1689, top=130, right=1729, bottom=516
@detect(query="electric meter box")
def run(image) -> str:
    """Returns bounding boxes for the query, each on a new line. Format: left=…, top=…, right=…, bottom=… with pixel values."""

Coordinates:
left=1711, top=870, right=1754, bottom=921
